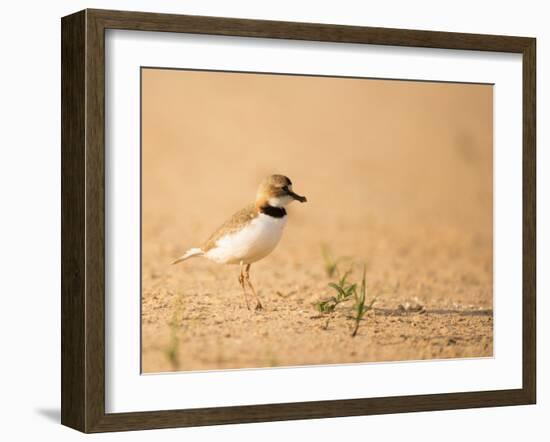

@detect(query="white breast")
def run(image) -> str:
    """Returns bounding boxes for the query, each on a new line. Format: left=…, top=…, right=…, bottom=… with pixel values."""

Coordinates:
left=205, top=214, right=287, bottom=264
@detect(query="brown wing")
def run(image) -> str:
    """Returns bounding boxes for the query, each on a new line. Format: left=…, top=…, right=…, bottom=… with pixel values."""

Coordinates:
left=202, top=203, right=258, bottom=252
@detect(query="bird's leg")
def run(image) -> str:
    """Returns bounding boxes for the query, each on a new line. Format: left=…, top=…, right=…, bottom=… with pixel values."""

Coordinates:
left=239, top=261, right=250, bottom=310
left=244, top=264, right=263, bottom=310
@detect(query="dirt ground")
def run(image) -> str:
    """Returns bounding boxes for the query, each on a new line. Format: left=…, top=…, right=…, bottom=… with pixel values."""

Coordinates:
left=141, top=69, right=493, bottom=373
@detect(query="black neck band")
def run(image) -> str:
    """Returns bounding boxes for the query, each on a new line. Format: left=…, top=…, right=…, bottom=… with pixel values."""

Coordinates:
left=259, top=205, right=287, bottom=218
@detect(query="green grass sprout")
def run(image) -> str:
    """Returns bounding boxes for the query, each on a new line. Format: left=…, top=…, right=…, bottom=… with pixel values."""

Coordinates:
left=315, top=252, right=377, bottom=336
left=321, top=244, right=349, bottom=278
left=164, top=293, right=185, bottom=370
left=316, top=270, right=356, bottom=313
left=166, top=313, right=180, bottom=370
left=351, top=265, right=377, bottom=337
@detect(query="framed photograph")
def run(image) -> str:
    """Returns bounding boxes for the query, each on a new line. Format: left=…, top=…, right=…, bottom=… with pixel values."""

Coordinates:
left=61, top=9, right=536, bottom=433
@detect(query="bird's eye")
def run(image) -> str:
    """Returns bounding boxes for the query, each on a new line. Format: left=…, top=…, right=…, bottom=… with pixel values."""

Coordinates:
left=282, top=185, right=289, bottom=192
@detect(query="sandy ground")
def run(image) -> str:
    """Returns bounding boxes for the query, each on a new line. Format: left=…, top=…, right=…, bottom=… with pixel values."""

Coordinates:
left=141, top=69, right=493, bottom=373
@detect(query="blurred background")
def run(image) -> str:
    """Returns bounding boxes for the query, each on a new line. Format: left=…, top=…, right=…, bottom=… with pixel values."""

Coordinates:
left=142, top=68, right=492, bottom=275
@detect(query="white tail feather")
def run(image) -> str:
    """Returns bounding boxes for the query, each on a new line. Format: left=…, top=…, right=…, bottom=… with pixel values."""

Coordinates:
left=171, top=248, right=204, bottom=265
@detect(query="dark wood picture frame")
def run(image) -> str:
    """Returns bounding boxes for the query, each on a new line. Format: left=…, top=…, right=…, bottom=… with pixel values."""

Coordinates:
left=61, top=8, right=536, bottom=433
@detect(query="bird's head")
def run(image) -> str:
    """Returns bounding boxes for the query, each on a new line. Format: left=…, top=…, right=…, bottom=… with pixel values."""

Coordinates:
left=256, top=174, right=307, bottom=208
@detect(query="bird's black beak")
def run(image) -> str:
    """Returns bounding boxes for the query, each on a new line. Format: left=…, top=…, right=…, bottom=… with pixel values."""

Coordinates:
left=288, top=190, right=307, bottom=203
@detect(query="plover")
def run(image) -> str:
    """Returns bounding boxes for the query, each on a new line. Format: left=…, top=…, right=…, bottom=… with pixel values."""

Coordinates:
left=172, top=174, right=307, bottom=310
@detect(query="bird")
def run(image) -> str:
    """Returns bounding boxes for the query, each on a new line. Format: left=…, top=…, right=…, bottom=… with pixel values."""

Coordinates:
left=172, top=174, right=307, bottom=310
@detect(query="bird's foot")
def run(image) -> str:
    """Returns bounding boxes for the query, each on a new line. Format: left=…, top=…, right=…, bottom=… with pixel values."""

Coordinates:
left=255, top=302, right=263, bottom=311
